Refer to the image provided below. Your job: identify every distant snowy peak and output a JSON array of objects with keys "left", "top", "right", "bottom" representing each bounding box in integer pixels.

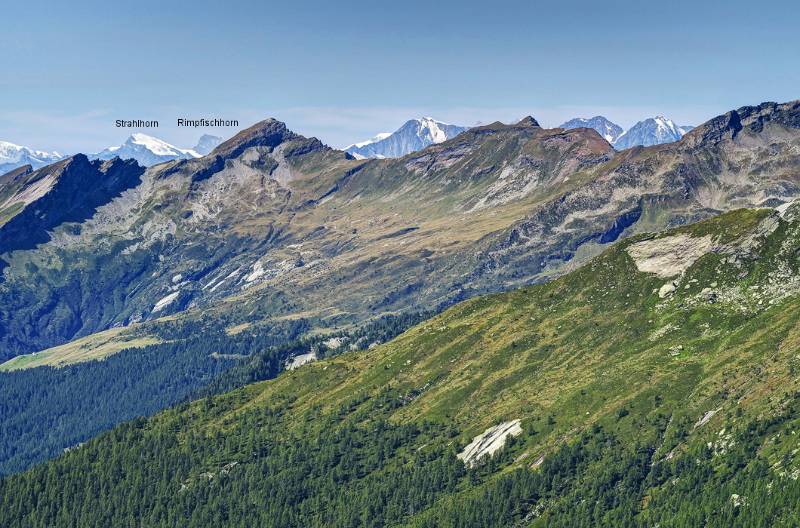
[
  {"left": 193, "top": 134, "right": 223, "bottom": 155},
  {"left": 559, "top": 116, "right": 624, "bottom": 144},
  {"left": 93, "top": 134, "right": 201, "bottom": 167},
  {"left": 345, "top": 117, "right": 468, "bottom": 159},
  {"left": 0, "top": 140, "right": 64, "bottom": 174},
  {"left": 349, "top": 132, "right": 392, "bottom": 152},
  {"left": 613, "top": 116, "right": 692, "bottom": 149}
]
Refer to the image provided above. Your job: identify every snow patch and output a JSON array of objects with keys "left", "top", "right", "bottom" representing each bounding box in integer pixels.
[{"left": 346, "top": 132, "right": 392, "bottom": 149}]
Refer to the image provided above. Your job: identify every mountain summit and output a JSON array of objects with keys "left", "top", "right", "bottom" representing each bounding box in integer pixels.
[
  {"left": 344, "top": 117, "right": 468, "bottom": 159},
  {"left": 192, "top": 134, "right": 223, "bottom": 155},
  {"left": 92, "top": 134, "right": 201, "bottom": 166},
  {"left": 0, "top": 140, "right": 64, "bottom": 175},
  {"left": 559, "top": 116, "right": 623, "bottom": 143},
  {"left": 613, "top": 115, "right": 691, "bottom": 149}
]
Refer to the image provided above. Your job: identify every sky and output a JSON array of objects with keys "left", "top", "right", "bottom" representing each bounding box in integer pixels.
[{"left": 1, "top": 0, "right": 798, "bottom": 153}]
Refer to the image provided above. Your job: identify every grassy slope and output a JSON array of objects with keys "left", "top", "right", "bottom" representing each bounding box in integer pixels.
[
  {"left": 0, "top": 325, "right": 159, "bottom": 371},
  {"left": 3, "top": 207, "right": 800, "bottom": 526}
]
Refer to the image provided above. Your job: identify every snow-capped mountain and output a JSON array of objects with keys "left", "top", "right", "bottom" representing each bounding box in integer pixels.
[
  {"left": 0, "top": 141, "right": 64, "bottom": 174},
  {"left": 92, "top": 134, "right": 201, "bottom": 167},
  {"left": 559, "top": 116, "right": 624, "bottom": 144},
  {"left": 613, "top": 116, "right": 692, "bottom": 149},
  {"left": 345, "top": 117, "right": 468, "bottom": 159},
  {"left": 193, "top": 134, "right": 223, "bottom": 155}
]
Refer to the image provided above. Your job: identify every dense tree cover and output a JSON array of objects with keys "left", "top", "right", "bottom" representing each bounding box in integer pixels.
[
  {"left": 2, "top": 380, "right": 799, "bottom": 527},
  {"left": 0, "top": 337, "right": 236, "bottom": 475},
  {"left": 0, "top": 388, "right": 466, "bottom": 527},
  {"left": 0, "top": 311, "right": 431, "bottom": 475},
  {"left": 410, "top": 401, "right": 800, "bottom": 528}
]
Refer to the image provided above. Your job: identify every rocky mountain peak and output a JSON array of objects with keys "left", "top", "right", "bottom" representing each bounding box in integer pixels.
[
  {"left": 559, "top": 116, "right": 624, "bottom": 144},
  {"left": 516, "top": 116, "right": 541, "bottom": 127},
  {"left": 212, "top": 118, "right": 323, "bottom": 160},
  {"left": 345, "top": 117, "right": 468, "bottom": 159},
  {"left": 612, "top": 115, "right": 687, "bottom": 149},
  {"left": 683, "top": 100, "right": 800, "bottom": 148},
  {"left": 193, "top": 134, "right": 223, "bottom": 155},
  {"left": 0, "top": 164, "right": 33, "bottom": 183}
]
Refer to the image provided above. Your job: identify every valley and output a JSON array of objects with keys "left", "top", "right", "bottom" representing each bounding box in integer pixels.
[
  {"left": 3, "top": 205, "right": 800, "bottom": 525},
  {"left": 0, "top": 100, "right": 799, "bottom": 479},
  {"left": 3, "top": 3, "right": 798, "bottom": 525}
]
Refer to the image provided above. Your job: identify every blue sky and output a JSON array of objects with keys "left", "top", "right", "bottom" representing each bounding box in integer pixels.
[{"left": 1, "top": 0, "right": 798, "bottom": 152}]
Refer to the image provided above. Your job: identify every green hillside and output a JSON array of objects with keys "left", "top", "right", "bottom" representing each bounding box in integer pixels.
[{"left": 3, "top": 205, "right": 800, "bottom": 527}]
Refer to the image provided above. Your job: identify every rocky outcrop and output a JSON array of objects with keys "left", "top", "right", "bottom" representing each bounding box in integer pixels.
[
  {"left": 457, "top": 420, "right": 522, "bottom": 467},
  {"left": 682, "top": 100, "right": 800, "bottom": 148},
  {"left": 626, "top": 234, "right": 717, "bottom": 278}
]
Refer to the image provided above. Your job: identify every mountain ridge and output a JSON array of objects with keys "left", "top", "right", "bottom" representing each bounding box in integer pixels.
[
  {"left": 559, "top": 115, "right": 623, "bottom": 143},
  {"left": 1, "top": 100, "right": 799, "bottom": 359}
]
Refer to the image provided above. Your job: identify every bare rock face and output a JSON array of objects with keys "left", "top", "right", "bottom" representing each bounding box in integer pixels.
[
  {"left": 627, "top": 234, "right": 717, "bottom": 278},
  {"left": 0, "top": 155, "right": 144, "bottom": 256},
  {"left": 457, "top": 420, "right": 522, "bottom": 467},
  {"left": 682, "top": 100, "right": 800, "bottom": 148}
]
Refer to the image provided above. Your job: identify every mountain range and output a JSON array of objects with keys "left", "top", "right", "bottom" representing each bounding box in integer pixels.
[
  {"left": 559, "top": 116, "right": 624, "bottom": 143},
  {"left": 559, "top": 115, "right": 693, "bottom": 149},
  {"left": 1, "top": 100, "right": 797, "bottom": 364},
  {"left": 91, "top": 133, "right": 223, "bottom": 166},
  {"left": 0, "top": 134, "right": 226, "bottom": 174},
  {"left": 613, "top": 116, "right": 694, "bottom": 149},
  {"left": 1, "top": 99, "right": 800, "bottom": 523},
  {"left": 3, "top": 113, "right": 694, "bottom": 176},
  {"left": 349, "top": 114, "right": 694, "bottom": 161},
  {"left": 344, "top": 117, "right": 468, "bottom": 158},
  {"left": 0, "top": 140, "right": 64, "bottom": 174}
]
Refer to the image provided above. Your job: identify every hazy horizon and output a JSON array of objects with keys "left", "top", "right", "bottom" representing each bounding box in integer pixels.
[{"left": 2, "top": 0, "right": 798, "bottom": 152}]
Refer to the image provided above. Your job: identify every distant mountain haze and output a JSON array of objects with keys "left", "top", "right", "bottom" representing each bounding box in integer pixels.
[
  {"left": 3, "top": 113, "right": 698, "bottom": 174},
  {"left": 559, "top": 116, "right": 624, "bottom": 143},
  {"left": 612, "top": 115, "right": 692, "bottom": 149},
  {"left": 559, "top": 115, "right": 693, "bottom": 149},
  {"left": 345, "top": 117, "right": 468, "bottom": 159},
  {"left": 193, "top": 134, "right": 223, "bottom": 155},
  {"left": 0, "top": 141, "right": 64, "bottom": 175}
]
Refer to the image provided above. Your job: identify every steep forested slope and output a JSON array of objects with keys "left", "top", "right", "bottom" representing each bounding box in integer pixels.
[{"left": 3, "top": 205, "right": 800, "bottom": 526}]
